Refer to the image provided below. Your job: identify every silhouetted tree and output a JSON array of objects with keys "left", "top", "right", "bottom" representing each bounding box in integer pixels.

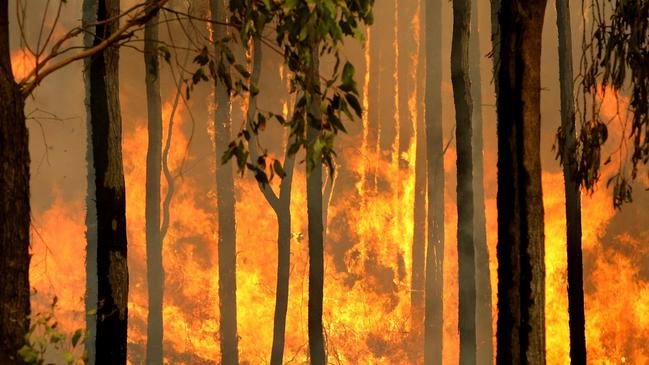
[
  {"left": 424, "top": 0, "right": 444, "bottom": 361},
  {"left": 144, "top": 5, "right": 164, "bottom": 364},
  {"left": 469, "top": 0, "right": 493, "bottom": 362},
  {"left": 209, "top": 0, "right": 239, "bottom": 363}
]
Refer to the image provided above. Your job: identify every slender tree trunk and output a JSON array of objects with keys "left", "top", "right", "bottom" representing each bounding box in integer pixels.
[
  {"left": 209, "top": 1, "right": 239, "bottom": 364},
  {"left": 83, "top": 0, "right": 129, "bottom": 363},
  {"left": 495, "top": 1, "right": 547, "bottom": 364},
  {"left": 0, "top": 2, "right": 30, "bottom": 363},
  {"left": 306, "top": 43, "right": 326, "bottom": 365},
  {"left": 144, "top": 7, "right": 164, "bottom": 365},
  {"left": 366, "top": 26, "right": 380, "bottom": 193},
  {"left": 452, "top": 0, "right": 476, "bottom": 363},
  {"left": 469, "top": 1, "right": 494, "bottom": 363},
  {"left": 423, "top": 0, "right": 444, "bottom": 361},
  {"left": 555, "top": 0, "right": 586, "bottom": 362},
  {"left": 244, "top": 38, "right": 296, "bottom": 365}
]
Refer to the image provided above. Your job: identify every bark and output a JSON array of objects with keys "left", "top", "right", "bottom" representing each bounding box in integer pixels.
[
  {"left": 495, "top": 0, "right": 547, "bottom": 364},
  {"left": 209, "top": 1, "right": 239, "bottom": 363},
  {"left": 423, "top": 0, "right": 444, "bottom": 361},
  {"left": 452, "top": 0, "right": 476, "bottom": 363},
  {"left": 555, "top": 0, "right": 586, "bottom": 362},
  {"left": 469, "top": 1, "right": 494, "bottom": 363},
  {"left": 0, "top": 2, "right": 30, "bottom": 363},
  {"left": 306, "top": 44, "right": 326, "bottom": 365},
  {"left": 83, "top": 0, "right": 129, "bottom": 363},
  {"left": 144, "top": 8, "right": 164, "bottom": 365}
]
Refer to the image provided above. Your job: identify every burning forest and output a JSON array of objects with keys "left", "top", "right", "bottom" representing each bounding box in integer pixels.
[{"left": 1, "top": 0, "right": 648, "bottom": 364}]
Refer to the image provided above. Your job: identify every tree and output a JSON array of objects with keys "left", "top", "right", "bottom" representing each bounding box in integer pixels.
[
  {"left": 555, "top": 0, "right": 587, "bottom": 363},
  {"left": 209, "top": 0, "right": 239, "bottom": 363},
  {"left": 469, "top": 0, "right": 493, "bottom": 362},
  {"left": 0, "top": 2, "right": 30, "bottom": 364},
  {"left": 423, "top": 0, "right": 444, "bottom": 361},
  {"left": 83, "top": 0, "right": 130, "bottom": 362},
  {"left": 451, "top": 0, "right": 476, "bottom": 362},
  {"left": 494, "top": 0, "right": 547, "bottom": 363},
  {"left": 144, "top": 5, "right": 164, "bottom": 364},
  {"left": 244, "top": 37, "right": 297, "bottom": 365},
  {"left": 574, "top": 0, "right": 648, "bottom": 207},
  {"left": 0, "top": 2, "right": 164, "bottom": 363}
]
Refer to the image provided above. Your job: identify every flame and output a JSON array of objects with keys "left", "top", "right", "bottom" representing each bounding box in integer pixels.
[
  {"left": 26, "top": 21, "right": 649, "bottom": 365},
  {"left": 11, "top": 50, "right": 36, "bottom": 81}
]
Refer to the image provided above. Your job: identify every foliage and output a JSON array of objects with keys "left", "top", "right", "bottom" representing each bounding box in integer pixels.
[
  {"left": 18, "top": 296, "right": 86, "bottom": 365},
  {"left": 185, "top": 0, "right": 373, "bottom": 182},
  {"left": 567, "top": 0, "right": 649, "bottom": 207}
]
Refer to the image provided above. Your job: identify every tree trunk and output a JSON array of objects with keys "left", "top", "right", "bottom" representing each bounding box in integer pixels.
[
  {"left": 397, "top": 0, "right": 417, "bottom": 161},
  {"left": 244, "top": 38, "right": 296, "bottom": 365},
  {"left": 423, "top": 0, "right": 444, "bottom": 360},
  {"left": 83, "top": 0, "right": 129, "bottom": 363},
  {"left": 469, "top": 1, "right": 494, "bottom": 363},
  {"left": 0, "top": 2, "right": 30, "bottom": 363},
  {"left": 144, "top": 8, "right": 164, "bottom": 365},
  {"left": 555, "top": 0, "right": 586, "bottom": 362},
  {"left": 495, "top": 1, "right": 547, "bottom": 364},
  {"left": 209, "top": 0, "right": 239, "bottom": 363},
  {"left": 306, "top": 44, "right": 326, "bottom": 365},
  {"left": 451, "top": 0, "right": 476, "bottom": 363}
]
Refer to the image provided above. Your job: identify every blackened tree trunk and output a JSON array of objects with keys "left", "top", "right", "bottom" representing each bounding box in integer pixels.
[
  {"left": 306, "top": 44, "right": 326, "bottom": 365},
  {"left": 144, "top": 7, "right": 164, "bottom": 365},
  {"left": 0, "top": 2, "right": 30, "bottom": 363},
  {"left": 451, "top": 0, "right": 476, "bottom": 363},
  {"left": 423, "top": 0, "right": 444, "bottom": 361},
  {"left": 555, "top": 0, "right": 586, "bottom": 362},
  {"left": 469, "top": 1, "right": 494, "bottom": 363},
  {"left": 209, "top": 1, "right": 239, "bottom": 363},
  {"left": 495, "top": 0, "right": 547, "bottom": 364},
  {"left": 83, "top": 0, "right": 129, "bottom": 363}
]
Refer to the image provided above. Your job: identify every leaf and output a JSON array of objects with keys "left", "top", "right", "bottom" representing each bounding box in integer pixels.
[
  {"left": 273, "top": 159, "right": 286, "bottom": 178},
  {"left": 71, "top": 329, "right": 83, "bottom": 347},
  {"left": 193, "top": 46, "right": 209, "bottom": 66},
  {"left": 235, "top": 64, "right": 251, "bottom": 78},
  {"left": 344, "top": 93, "right": 362, "bottom": 118}
]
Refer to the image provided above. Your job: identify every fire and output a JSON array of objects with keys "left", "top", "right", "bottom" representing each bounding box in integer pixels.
[
  {"left": 11, "top": 50, "right": 36, "bottom": 81},
  {"left": 25, "top": 20, "right": 648, "bottom": 365}
]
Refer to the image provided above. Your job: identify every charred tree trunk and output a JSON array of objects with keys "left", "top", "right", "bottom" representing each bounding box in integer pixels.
[
  {"left": 83, "top": 0, "right": 129, "bottom": 363},
  {"left": 209, "top": 0, "right": 239, "bottom": 364},
  {"left": 306, "top": 44, "right": 326, "bottom": 365},
  {"left": 0, "top": 2, "right": 30, "bottom": 363},
  {"left": 495, "top": 0, "right": 547, "bottom": 363},
  {"left": 423, "top": 0, "right": 444, "bottom": 361},
  {"left": 555, "top": 0, "right": 586, "bottom": 362},
  {"left": 452, "top": 0, "right": 476, "bottom": 363},
  {"left": 469, "top": 1, "right": 494, "bottom": 363},
  {"left": 144, "top": 7, "right": 164, "bottom": 365}
]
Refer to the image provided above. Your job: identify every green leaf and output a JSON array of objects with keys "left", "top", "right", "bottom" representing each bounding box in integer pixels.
[
  {"left": 345, "top": 93, "right": 362, "bottom": 118},
  {"left": 71, "top": 329, "right": 83, "bottom": 347}
]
